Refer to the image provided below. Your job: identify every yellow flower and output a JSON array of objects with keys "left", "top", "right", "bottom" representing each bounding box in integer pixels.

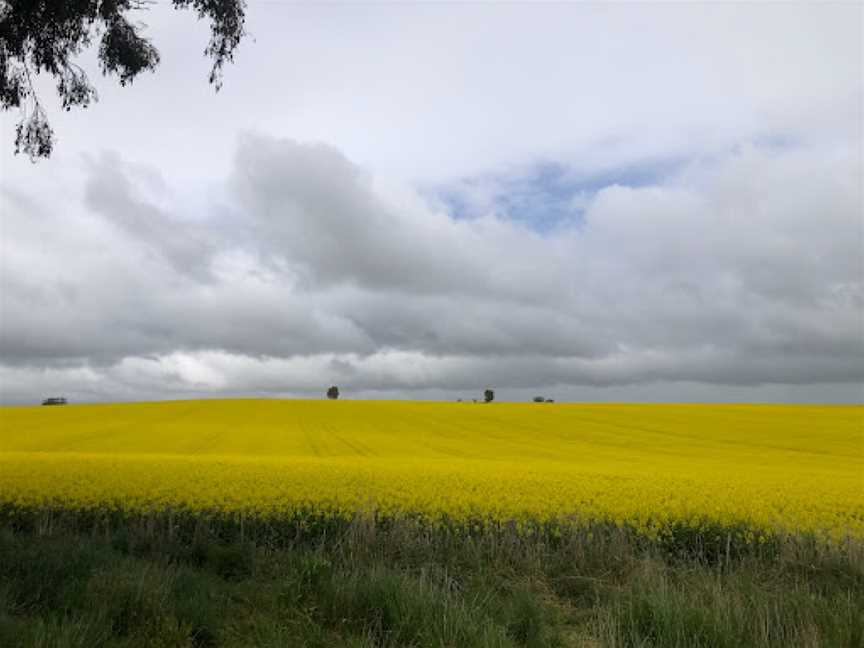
[{"left": 0, "top": 400, "right": 861, "bottom": 543}]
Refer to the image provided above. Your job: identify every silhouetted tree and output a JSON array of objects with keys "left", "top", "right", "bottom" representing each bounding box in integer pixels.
[
  {"left": 1, "top": 0, "right": 246, "bottom": 160},
  {"left": 484, "top": 389, "right": 494, "bottom": 403},
  {"left": 326, "top": 385, "right": 339, "bottom": 400},
  {"left": 533, "top": 396, "right": 545, "bottom": 403}
]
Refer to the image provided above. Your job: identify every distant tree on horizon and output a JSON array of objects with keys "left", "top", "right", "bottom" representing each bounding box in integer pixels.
[
  {"left": 1, "top": 0, "right": 246, "bottom": 160},
  {"left": 533, "top": 396, "right": 545, "bottom": 403},
  {"left": 484, "top": 389, "right": 494, "bottom": 403},
  {"left": 326, "top": 385, "right": 339, "bottom": 400}
]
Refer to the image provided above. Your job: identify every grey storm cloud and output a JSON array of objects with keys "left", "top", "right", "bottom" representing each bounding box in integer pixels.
[{"left": 1, "top": 132, "right": 861, "bottom": 404}]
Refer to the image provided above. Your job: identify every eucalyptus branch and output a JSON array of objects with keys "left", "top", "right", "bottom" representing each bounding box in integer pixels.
[{"left": 1, "top": 0, "right": 246, "bottom": 159}]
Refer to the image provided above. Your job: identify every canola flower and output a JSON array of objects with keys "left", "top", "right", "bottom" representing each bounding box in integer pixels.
[{"left": 0, "top": 400, "right": 861, "bottom": 542}]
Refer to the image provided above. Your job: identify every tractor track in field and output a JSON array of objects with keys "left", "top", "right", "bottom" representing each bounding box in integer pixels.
[{"left": 330, "top": 428, "right": 376, "bottom": 458}]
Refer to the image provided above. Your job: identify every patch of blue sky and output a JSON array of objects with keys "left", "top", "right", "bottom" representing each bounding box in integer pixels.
[
  {"left": 427, "top": 155, "right": 686, "bottom": 234},
  {"left": 426, "top": 132, "right": 803, "bottom": 234}
]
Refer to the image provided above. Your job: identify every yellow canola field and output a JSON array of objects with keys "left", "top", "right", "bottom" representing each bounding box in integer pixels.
[{"left": 0, "top": 400, "right": 861, "bottom": 540}]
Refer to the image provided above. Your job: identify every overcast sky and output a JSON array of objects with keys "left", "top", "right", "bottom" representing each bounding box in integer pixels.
[{"left": 1, "top": 2, "right": 862, "bottom": 404}]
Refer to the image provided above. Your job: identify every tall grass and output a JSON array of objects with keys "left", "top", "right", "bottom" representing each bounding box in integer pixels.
[{"left": 0, "top": 507, "right": 861, "bottom": 647}]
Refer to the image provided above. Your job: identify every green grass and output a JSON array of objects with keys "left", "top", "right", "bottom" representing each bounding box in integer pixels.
[{"left": 0, "top": 516, "right": 861, "bottom": 647}]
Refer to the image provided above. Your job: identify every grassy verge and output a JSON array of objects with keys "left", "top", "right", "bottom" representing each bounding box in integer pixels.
[{"left": 0, "top": 511, "right": 861, "bottom": 647}]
